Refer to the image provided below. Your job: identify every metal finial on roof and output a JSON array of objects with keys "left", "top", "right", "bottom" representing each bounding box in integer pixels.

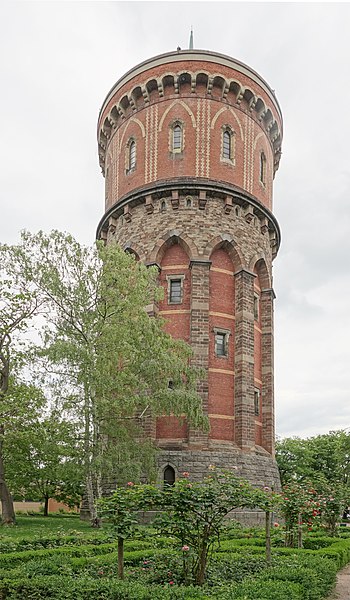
[{"left": 189, "top": 27, "right": 194, "bottom": 50}]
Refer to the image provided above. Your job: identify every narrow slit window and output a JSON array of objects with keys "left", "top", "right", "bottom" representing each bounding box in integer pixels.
[
  {"left": 169, "top": 279, "right": 182, "bottom": 303},
  {"left": 129, "top": 140, "right": 136, "bottom": 171},
  {"left": 254, "top": 294, "right": 259, "bottom": 320},
  {"left": 254, "top": 389, "right": 260, "bottom": 416},
  {"left": 173, "top": 124, "right": 182, "bottom": 152},
  {"left": 260, "top": 152, "right": 266, "bottom": 185}
]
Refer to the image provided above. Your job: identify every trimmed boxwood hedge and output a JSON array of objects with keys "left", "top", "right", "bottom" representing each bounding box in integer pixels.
[
  {"left": 212, "top": 580, "right": 304, "bottom": 599},
  {"left": 0, "top": 576, "right": 209, "bottom": 600}
]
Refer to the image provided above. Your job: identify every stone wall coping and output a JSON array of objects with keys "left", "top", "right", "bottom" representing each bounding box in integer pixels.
[
  {"left": 190, "top": 259, "right": 212, "bottom": 268},
  {"left": 234, "top": 267, "right": 257, "bottom": 278}
]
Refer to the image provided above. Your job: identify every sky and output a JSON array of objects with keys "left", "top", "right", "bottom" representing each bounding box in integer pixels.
[{"left": 1, "top": 1, "right": 349, "bottom": 440}]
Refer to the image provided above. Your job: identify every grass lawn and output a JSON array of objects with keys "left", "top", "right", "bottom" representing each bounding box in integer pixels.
[{"left": 0, "top": 514, "right": 106, "bottom": 541}]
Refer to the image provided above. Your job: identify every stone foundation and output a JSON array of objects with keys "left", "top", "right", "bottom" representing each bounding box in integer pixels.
[{"left": 157, "top": 445, "right": 281, "bottom": 490}]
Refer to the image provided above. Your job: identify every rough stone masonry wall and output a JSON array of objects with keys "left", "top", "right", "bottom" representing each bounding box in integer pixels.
[{"left": 157, "top": 448, "right": 281, "bottom": 490}]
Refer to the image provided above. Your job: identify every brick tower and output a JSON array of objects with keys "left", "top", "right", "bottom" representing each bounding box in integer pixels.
[{"left": 96, "top": 49, "right": 283, "bottom": 488}]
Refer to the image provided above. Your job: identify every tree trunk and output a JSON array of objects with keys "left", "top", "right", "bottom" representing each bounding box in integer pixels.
[
  {"left": 43, "top": 495, "right": 49, "bottom": 517},
  {"left": 265, "top": 510, "right": 272, "bottom": 564},
  {"left": 297, "top": 512, "right": 303, "bottom": 548},
  {"left": 0, "top": 425, "right": 15, "bottom": 525},
  {"left": 86, "top": 472, "right": 99, "bottom": 526},
  {"left": 195, "top": 527, "right": 209, "bottom": 586},
  {"left": 118, "top": 537, "right": 124, "bottom": 579}
]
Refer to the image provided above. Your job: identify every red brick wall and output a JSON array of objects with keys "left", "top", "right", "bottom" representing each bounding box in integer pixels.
[
  {"left": 100, "top": 52, "right": 282, "bottom": 214},
  {"left": 156, "top": 242, "right": 190, "bottom": 441},
  {"left": 208, "top": 248, "right": 235, "bottom": 441}
]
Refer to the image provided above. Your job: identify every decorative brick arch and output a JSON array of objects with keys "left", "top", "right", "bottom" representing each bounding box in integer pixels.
[
  {"left": 158, "top": 100, "right": 197, "bottom": 131},
  {"left": 210, "top": 106, "right": 244, "bottom": 140},
  {"left": 118, "top": 117, "right": 146, "bottom": 150},
  {"left": 204, "top": 234, "right": 243, "bottom": 270},
  {"left": 148, "top": 230, "right": 198, "bottom": 264}
]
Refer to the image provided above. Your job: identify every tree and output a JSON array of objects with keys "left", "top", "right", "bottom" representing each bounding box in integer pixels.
[
  {"left": 276, "top": 432, "right": 350, "bottom": 493},
  {"left": 98, "top": 470, "right": 263, "bottom": 586},
  {"left": 5, "top": 411, "right": 83, "bottom": 516},
  {"left": 154, "top": 469, "right": 261, "bottom": 586},
  {"left": 279, "top": 482, "right": 321, "bottom": 547},
  {"left": 0, "top": 244, "right": 41, "bottom": 524},
  {"left": 7, "top": 231, "right": 207, "bottom": 524}
]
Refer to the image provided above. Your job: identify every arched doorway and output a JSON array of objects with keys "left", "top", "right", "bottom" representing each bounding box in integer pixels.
[{"left": 163, "top": 465, "right": 175, "bottom": 486}]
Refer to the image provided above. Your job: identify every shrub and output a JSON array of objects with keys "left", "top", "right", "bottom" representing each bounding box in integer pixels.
[
  {"left": 0, "top": 576, "right": 208, "bottom": 599},
  {"left": 213, "top": 579, "right": 303, "bottom": 599}
]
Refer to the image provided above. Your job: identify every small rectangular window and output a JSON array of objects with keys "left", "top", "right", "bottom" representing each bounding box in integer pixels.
[
  {"left": 215, "top": 332, "right": 227, "bottom": 357},
  {"left": 254, "top": 389, "right": 260, "bottom": 416},
  {"left": 169, "top": 279, "right": 182, "bottom": 303}
]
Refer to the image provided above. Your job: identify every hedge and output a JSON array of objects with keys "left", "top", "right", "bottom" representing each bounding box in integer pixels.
[
  {"left": 212, "top": 580, "right": 303, "bottom": 600},
  {"left": 0, "top": 544, "right": 171, "bottom": 570},
  {"left": 0, "top": 549, "right": 176, "bottom": 580},
  {"left": 0, "top": 535, "right": 171, "bottom": 554},
  {"left": 0, "top": 576, "right": 209, "bottom": 600}
]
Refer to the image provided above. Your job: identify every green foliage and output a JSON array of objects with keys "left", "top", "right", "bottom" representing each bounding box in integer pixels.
[
  {"left": 5, "top": 410, "right": 83, "bottom": 512},
  {"left": 0, "top": 576, "right": 207, "bottom": 600},
  {"left": 213, "top": 579, "right": 304, "bottom": 599},
  {"left": 276, "top": 431, "right": 350, "bottom": 491},
  {"left": 154, "top": 469, "right": 263, "bottom": 585},
  {"left": 0, "top": 516, "right": 345, "bottom": 599},
  {"left": 279, "top": 482, "right": 321, "bottom": 547},
  {"left": 3, "top": 230, "right": 207, "bottom": 521}
]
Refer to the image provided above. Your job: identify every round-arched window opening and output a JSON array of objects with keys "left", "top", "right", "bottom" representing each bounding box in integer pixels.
[
  {"left": 164, "top": 465, "right": 175, "bottom": 486},
  {"left": 161, "top": 200, "right": 167, "bottom": 212},
  {"left": 186, "top": 197, "right": 192, "bottom": 208}
]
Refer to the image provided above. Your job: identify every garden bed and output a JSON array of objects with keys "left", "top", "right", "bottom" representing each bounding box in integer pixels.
[{"left": 0, "top": 515, "right": 349, "bottom": 598}]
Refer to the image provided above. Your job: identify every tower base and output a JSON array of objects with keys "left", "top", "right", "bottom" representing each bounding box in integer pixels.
[{"left": 157, "top": 444, "right": 281, "bottom": 490}]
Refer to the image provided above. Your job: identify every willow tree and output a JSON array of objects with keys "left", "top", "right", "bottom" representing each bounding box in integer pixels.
[{"left": 9, "top": 231, "right": 206, "bottom": 523}]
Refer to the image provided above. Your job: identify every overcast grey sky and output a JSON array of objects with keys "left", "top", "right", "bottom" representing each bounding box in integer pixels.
[{"left": 1, "top": 1, "right": 349, "bottom": 439}]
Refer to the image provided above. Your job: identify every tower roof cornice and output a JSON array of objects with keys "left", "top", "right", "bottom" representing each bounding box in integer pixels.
[{"left": 98, "top": 49, "right": 282, "bottom": 126}]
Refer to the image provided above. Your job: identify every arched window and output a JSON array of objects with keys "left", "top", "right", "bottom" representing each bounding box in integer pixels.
[
  {"left": 164, "top": 465, "right": 175, "bottom": 486},
  {"left": 172, "top": 123, "right": 183, "bottom": 152},
  {"left": 129, "top": 140, "right": 136, "bottom": 170},
  {"left": 260, "top": 152, "right": 266, "bottom": 185},
  {"left": 186, "top": 197, "right": 192, "bottom": 208},
  {"left": 223, "top": 131, "right": 231, "bottom": 159},
  {"left": 160, "top": 200, "right": 167, "bottom": 212},
  {"left": 222, "top": 128, "right": 234, "bottom": 162}
]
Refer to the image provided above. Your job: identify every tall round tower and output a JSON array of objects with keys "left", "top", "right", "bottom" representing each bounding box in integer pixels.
[{"left": 96, "top": 49, "right": 283, "bottom": 488}]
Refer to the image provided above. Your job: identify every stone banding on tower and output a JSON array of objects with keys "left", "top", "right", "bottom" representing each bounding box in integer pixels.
[{"left": 96, "top": 49, "right": 283, "bottom": 488}]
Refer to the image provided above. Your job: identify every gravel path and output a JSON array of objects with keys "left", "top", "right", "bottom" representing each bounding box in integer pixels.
[{"left": 328, "top": 564, "right": 350, "bottom": 599}]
